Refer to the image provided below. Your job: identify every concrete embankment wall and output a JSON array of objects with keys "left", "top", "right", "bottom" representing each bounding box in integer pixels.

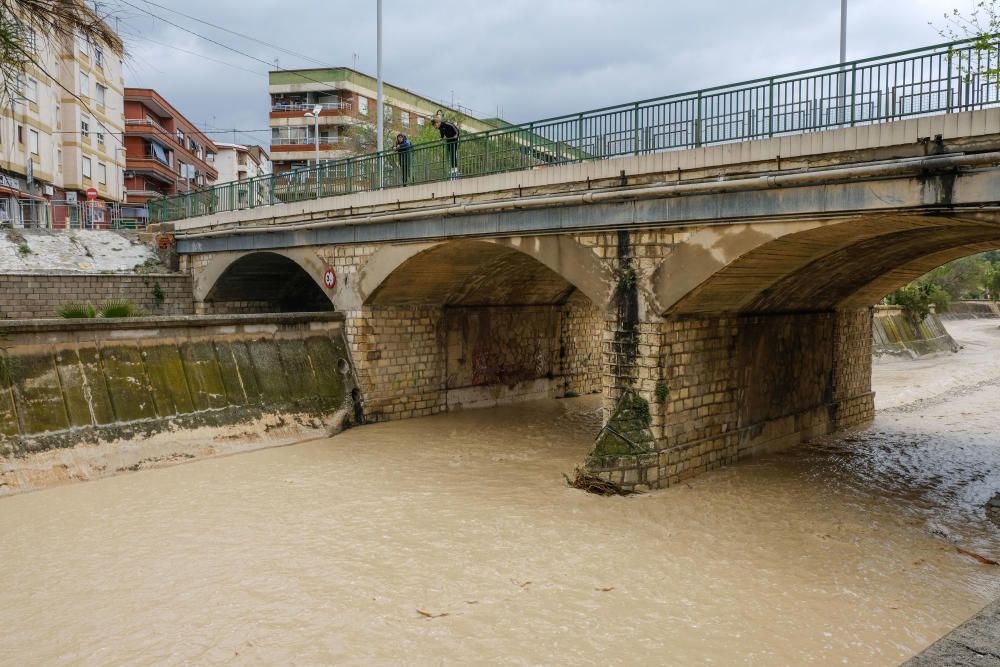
[
  {"left": 0, "top": 313, "right": 358, "bottom": 492},
  {"left": 873, "top": 306, "right": 959, "bottom": 358},
  {"left": 0, "top": 273, "right": 193, "bottom": 319},
  {"left": 941, "top": 300, "right": 1000, "bottom": 319}
]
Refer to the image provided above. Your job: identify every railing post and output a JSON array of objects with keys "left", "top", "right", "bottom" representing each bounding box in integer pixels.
[
  {"left": 694, "top": 92, "right": 703, "bottom": 148},
  {"left": 576, "top": 113, "right": 584, "bottom": 161},
  {"left": 767, "top": 78, "right": 774, "bottom": 137},
  {"left": 849, "top": 62, "right": 857, "bottom": 126},
  {"left": 346, "top": 158, "right": 353, "bottom": 194},
  {"left": 633, "top": 102, "right": 641, "bottom": 155},
  {"left": 947, "top": 50, "right": 954, "bottom": 113}
]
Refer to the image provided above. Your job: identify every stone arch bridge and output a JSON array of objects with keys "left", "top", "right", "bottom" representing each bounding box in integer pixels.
[{"left": 168, "top": 110, "right": 1000, "bottom": 490}]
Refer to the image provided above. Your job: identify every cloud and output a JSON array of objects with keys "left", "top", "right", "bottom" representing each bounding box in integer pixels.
[{"left": 112, "top": 0, "right": 958, "bottom": 143}]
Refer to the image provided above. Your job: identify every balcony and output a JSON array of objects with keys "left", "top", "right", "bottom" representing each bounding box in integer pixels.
[
  {"left": 270, "top": 136, "right": 347, "bottom": 147},
  {"left": 271, "top": 101, "right": 352, "bottom": 113}
]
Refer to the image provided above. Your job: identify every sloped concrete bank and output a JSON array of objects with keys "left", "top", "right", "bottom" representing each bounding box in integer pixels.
[
  {"left": 0, "top": 313, "right": 359, "bottom": 495},
  {"left": 873, "top": 306, "right": 960, "bottom": 358},
  {"left": 942, "top": 299, "right": 1000, "bottom": 320},
  {"left": 904, "top": 598, "right": 1000, "bottom": 665}
]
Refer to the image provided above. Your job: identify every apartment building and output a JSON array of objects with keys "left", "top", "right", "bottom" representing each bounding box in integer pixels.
[
  {"left": 0, "top": 16, "right": 127, "bottom": 227},
  {"left": 213, "top": 142, "right": 271, "bottom": 184},
  {"left": 268, "top": 68, "right": 499, "bottom": 174},
  {"left": 123, "top": 88, "right": 218, "bottom": 205}
]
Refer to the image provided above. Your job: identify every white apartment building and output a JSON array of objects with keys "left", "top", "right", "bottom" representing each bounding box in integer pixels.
[
  {"left": 212, "top": 143, "right": 271, "bottom": 184},
  {"left": 0, "top": 15, "right": 126, "bottom": 227}
]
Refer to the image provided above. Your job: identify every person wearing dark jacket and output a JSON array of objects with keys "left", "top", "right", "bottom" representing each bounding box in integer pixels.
[
  {"left": 431, "top": 117, "right": 460, "bottom": 176},
  {"left": 394, "top": 133, "right": 412, "bottom": 185}
]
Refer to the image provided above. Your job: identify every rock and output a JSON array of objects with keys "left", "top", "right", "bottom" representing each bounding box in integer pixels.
[{"left": 988, "top": 493, "right": 1000, "bottom": 511}]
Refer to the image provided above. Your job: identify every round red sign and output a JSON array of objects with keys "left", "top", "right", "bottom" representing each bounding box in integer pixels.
[
  {"left": 323, "top": 268, "right": 337, "bottom": 290},
  {"left": 85, "top": 187, "right": 98, "bottom": 201}
]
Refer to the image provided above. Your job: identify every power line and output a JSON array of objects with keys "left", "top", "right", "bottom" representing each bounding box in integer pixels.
[
  {"left": 128, "top": 35, "right": 265, "bottom": 77},
  {"left": 133, "top": 0, "right": 330, "bottom": 68},
  {"left": 111, "top": 0, "right": 357, "bottom": 91}
]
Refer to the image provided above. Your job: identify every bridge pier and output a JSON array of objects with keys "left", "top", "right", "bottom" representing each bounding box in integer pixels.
[{"left": 585, "top": 309, "right": 875, "bottom": 491}]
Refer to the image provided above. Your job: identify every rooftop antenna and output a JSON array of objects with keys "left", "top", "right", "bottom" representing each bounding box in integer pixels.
[{"left": 353, "top": 53, "right": 359, "bottom": 69}]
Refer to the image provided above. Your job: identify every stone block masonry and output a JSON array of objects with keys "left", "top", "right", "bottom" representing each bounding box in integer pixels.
[
  {"left": 0, "top": 273, "right": 193, "bottom": 319},
  {"left": 345, "top": 293, "right": 604, "bottom": 423},
  {"left": 585, "top": 309, "right": 875, "bottom": 491}
]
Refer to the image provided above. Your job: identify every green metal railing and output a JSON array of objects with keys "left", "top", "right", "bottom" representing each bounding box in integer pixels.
[{"left": 149, "top": 37, "right": 1000, "bottom": 223}]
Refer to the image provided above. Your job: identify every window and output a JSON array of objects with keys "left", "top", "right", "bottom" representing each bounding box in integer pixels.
[
  {"left": 17, "top": 125, "right": 23, "bottom": 144},
  {"left": 25, "top": 29, "right": 37, "bottom": 54},
  {"left": 77, "top": 32, "right": 89, "bottom": 55},
  {"left": 28, "top": 129, "right": 38, "bottom": 155},
  {"left": 98, "top": 163, "right": 107, "bottom": 184},
  {"left": 358, "top": 96, "right": 368, "bottom": 116},
  {"left": 94, "top": 47, "right": 104, "bottom": 69},
  {"left": 97, "top": 129, "right": 105, "bottom": 147},
  {"left": 383, "top": 105, "right": 393, "bottom": 121},
  {"left": 79, "top": 71, "right": 89, "bottom": 97},
  {"left": 96, "top": 83, "right": 107, "bottom": 106},
  {"left": 25, "top": 78, "right": 38, "bottom": 103},
  {"left": 400, "top": 111, "right": 410, "bottom": 128},
  {"left": 206, "top": 151, "right": 216, "bottom": 163},
  {"left": 417, "top": 116, "right": 426, "bottom": 128},
  {"left": 80, "top": 115, "right": 90, "bottom": 138},
  {"left": 82, "top": 156, "right": 92, "bottom": 179},
  {"left": 57, "top": 149, "right": 62, "bottom": 168}
]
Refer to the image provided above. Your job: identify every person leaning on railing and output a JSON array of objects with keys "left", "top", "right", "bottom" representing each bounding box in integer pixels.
[
  {"left": 431, "top": 117, "right": 460, "bottom": 177},
  {"left": 394, "top": 133, "right": 413, "bottom": 185}
]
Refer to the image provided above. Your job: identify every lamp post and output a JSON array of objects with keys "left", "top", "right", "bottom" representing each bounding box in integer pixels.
[
  {"left": 304, "top": 104, "right": 322, "bottom": 198},
  {"left": 376, "top": 0, "right": 384, "bottom": 188},
  {"left": 837, "top": 0, "right": 848, "bottom": 124}
]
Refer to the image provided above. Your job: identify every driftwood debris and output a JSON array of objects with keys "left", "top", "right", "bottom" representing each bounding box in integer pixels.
[
  {"left": 564, "top": 471, "right": 640, "bottom": 497},
  {"left": 956, "top": 546, "right": 999, "bottom": 565}
]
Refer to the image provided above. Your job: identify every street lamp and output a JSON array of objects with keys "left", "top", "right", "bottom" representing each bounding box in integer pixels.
[
  {"left": 304, "top": 103, "right": 322, "bottom": 198},
  {"left": 837, "top": 0, "right": 848, "bottom": 124}
]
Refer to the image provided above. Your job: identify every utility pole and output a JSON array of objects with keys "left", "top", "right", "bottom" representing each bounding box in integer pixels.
[
  {"left": 376, "top": 0, "right": 384, "bottom": 188},
  {"left": 376, "top": 0, "right": 384, "bottom": 155},
  {"left": 837, "top": 0, "right": 847, "bottom": 124}
]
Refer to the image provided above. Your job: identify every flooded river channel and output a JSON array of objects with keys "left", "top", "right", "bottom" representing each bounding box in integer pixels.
[{"left": 1, "top": 320, "right": 999, "bottom": 665}]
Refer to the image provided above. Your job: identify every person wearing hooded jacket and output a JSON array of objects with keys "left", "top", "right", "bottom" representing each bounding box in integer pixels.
[
  {"left": 431, "top": 117, "right": 460, "bottom": 176},
  {"left": 394, "top": 133, "right": 412, "bottom": 185}
]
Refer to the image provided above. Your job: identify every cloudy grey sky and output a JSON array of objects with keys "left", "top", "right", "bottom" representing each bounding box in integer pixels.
[{"left": 108, "top": 0, "right": 965, "bottom": 147}]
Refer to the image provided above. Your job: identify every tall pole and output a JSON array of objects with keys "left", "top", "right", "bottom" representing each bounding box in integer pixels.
[
  {"left": 376, "top": 0, "right": 384, "bottom": 187},
  {"left": 314, "top": 111, "right": 320, "bottom": 198},
  {"left": 837, "top": 0, "right": 847, "bottom": 124},
  {"left": 376, "top": 0, "right": 384, "bottom": 154},
  {"left": 839, "top": 0, "right": 847, "bottom": 64}
]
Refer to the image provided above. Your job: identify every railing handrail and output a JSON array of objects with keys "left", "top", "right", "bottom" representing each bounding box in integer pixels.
[
  {"left": 270, "top": 136, "right": 348, "bottom": 146},
  {"left": 150, "top": 35, "right": 1000, "bottom": 223},
  {"left": 272, "top": 101, "right": 353, "bottom": 112}
]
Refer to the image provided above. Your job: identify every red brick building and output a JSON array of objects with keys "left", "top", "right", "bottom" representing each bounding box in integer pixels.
[{"left": 123, "top": 88, "right": 218, "bottom": 204}]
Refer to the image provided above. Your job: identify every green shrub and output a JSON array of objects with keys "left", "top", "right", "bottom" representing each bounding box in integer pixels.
[
  {"left": 57, "top": 303, "right": 97, "bottom": 319},
  {"left": 98, "top": 299, "right": 143, "bottom": 318}
]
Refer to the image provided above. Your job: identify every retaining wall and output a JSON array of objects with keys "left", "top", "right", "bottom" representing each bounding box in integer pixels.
[
  {"left": 0, "top": 273, "right": 193, "bottom": 319},
  {"left": 873, "top": 306, "right": 959, "bottom": 358},
  {"left": 941, "top": 300, "right": 1000, "bottom": 319},
  {"left": 0, "top": 313, "right": 358, "bottom": 465}
]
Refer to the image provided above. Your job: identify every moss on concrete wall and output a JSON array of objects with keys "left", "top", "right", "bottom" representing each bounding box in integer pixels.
[
  {"left": 873, "top": 306, "right": 959, "bottom": 358},
  {"left": 0, "top": 314, "right": 356, "bottom": 457}
]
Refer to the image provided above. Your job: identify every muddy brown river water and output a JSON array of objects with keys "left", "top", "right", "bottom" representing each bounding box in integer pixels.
[{"left": 1, "top": 320, "right": 999, "bottom": 665}]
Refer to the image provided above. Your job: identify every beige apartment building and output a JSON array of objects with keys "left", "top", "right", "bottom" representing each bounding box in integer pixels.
[
  {"left": 213, "top": 142, "right": 271, "bottom": 184},
  {"left": 268, "top": 68, "right": 501, "bottom": 174},
  {"left": 0, "top": 17, "right": 127, "bottom": 227}
]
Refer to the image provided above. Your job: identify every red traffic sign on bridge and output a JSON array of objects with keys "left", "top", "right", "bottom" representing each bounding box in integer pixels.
[
  {"left": 85, "top": 187, "right": 98, "bottom": 201},
  {"left": 323, "top": 268, "right": 337, "bottom": 289}
]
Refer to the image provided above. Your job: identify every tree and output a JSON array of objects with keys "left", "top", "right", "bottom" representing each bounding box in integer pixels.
[
  {"left": 1, "top": 0, "right": 123, "bottom": 104},
  {"left": 935, "top": 1, "right": 1000, "bottom": 82}
]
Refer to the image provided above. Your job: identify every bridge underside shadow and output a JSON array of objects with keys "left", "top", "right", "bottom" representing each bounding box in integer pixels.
[
  {"left": 202, "top": 252, "right": 334, "bottom": 314},
  {"left": 581, "top": 213, "right": 1000, "bottom": 491},
  {"left": 347, "top": 240, "right": 608, "bottom": 422}
]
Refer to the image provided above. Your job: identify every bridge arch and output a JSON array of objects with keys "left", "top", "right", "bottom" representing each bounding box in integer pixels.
[
  {"left": 356, "top": 235, "right": 613, "bottom": 308},
  {"left": 652, "top": 214, "right": 1000, "bottom": 315},
  {"left": 350, "top": 237, "right": 611, "bottom": 421},
  {"left": 197, "top": 249, "right": 335, "bottom": 313}
]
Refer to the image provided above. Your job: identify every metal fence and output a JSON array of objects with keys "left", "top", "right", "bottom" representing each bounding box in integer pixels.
[
  {"left": 149, "top": 36, "right": 1000, "bottom": 223},
  {"left": 0, "top": 198, "right": 148, "bottom": 230}
]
